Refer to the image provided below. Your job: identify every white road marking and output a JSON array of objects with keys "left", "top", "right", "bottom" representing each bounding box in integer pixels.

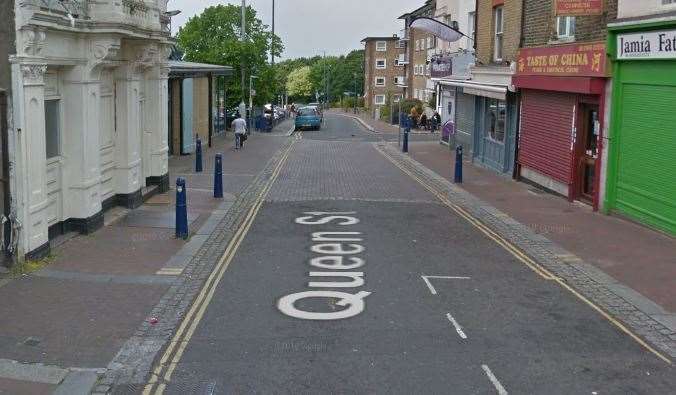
[
  {"left": 421, "top": 275, "right": 471, "bottom": 295},
  {"left": 482, "top": 364, "right": 508, "bottom": 395},
  {"left": 446, "top": 313, "right": 468, "bottom": 339}
]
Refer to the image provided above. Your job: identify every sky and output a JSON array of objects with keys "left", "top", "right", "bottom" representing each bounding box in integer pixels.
[{"left": 169, "top": 0, "right": 415, "bottom": 60}]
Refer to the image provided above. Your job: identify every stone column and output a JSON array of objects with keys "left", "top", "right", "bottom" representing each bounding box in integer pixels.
[
  {"left": 61, "top": 65, "right": 104, "bottom": 233},
  {"left": 18, "top": 64, "right": 50, "bottom": 258},
  {"left": 144, "top": 64, "right": 170, "bottom": 192},
  {"left": 113, "top": 64, "right": 143, "bottom": 208}
]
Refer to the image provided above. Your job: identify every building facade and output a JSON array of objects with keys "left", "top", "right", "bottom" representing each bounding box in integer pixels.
[
  {"left": 362, "top": 36, "right": 406, "bottom": 118},
  {"left": 399, "top": 1, "right": 436, "bottom": 102},
  {"left": 8, "top": 0, "right": 173, "bottom": 260},
  {"left": 514, "top": 0, "right": 617, "bottom": 210},
  {"left": 464, "top": 0, "right": 522, "bottom": 175},
  {"left": 605, "top": 0, "right": 676, "bottom": 235}
]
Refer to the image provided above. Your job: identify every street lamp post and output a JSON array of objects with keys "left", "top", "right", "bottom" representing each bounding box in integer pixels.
[
  {"left": 353, "top": 73, "right": 358, "bottom": 114},
  {"left": 249, "top": 75, "right": 258, "bottom": 132}
]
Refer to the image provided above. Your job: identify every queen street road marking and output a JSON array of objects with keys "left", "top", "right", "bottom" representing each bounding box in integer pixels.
[
  {"left": 421, "top": 275, "right": 471, "bottom": 295},
  {"left": 446, "top": 313, "right": 468, "bottom": 340},
  {"left": 482, "top": 364, "right": 508, "bottom": 395}
]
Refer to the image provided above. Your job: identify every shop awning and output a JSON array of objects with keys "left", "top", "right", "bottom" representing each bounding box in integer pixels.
[
  {"left": 434, "top": 78, "right": 507, "bottom": 100},
  {"left": 409, "top": 17, "right": 468, "bottom": 43},
  {"left": 169, "top": 61, "right": 233, "bottom": 78}
]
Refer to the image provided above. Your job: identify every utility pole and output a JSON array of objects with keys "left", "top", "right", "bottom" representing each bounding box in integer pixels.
[{"left": 241, "top": 0, "right": 247, "bottom": 103}]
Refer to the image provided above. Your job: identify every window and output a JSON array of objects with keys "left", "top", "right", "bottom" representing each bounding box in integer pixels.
[
  {"left": 375, "top": 77, "right": 386, "bottom": 87},
  {"left": 493, "top": 6, "right": 504, "bottom": 61},
  {"left": 392, "top": 94, "right": 403, "bottom": 103},
  {"left": 376, "top": 59, "right": 386, "bottom": 69},
  {"left": 557, "top": 16, "right": 576, "bottom": 39},
  {"left": 415, "top": 39, "right": 420, "bottom": 51},
  {"left": 486, "top": 98, "right": 506, "bottom": 143},
  {"left": 427, "top": 36, "right": 434, "bottom": 49},
  {"left": 468, "top": 12, "right": 476, "bottom": 41},
  {"left": 374, "top": 95, "right": 386, "bottom": 105},
  {"left": 394, "top": 76, "right": 406, "bottom": 85},
  {"left": 376, "top": 41, "right": 387, "bottom": 51},
  {"left": 45, "top": 99, "right": 61, "bottom": 159},
  {"left": 664, "top": 0, "right": 676, "bottom": 5},
  {"left": 395, "top": 40, "right": 405, "bottom": 49},
  {"left": 394, "top": 57, "right": 400, "bottom": 66},
  {"left": 426, "top": 64, "right": 431, "bottom": 76}
]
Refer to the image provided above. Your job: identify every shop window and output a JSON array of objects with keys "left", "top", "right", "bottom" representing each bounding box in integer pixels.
[
  {"left": 486, "top": 98, "right": 506, "bottom": 143},
  {"left": 493, "top": 6, "right": 504, "bottom": 62},
  {"left": 45, "top": 99, "right": 61, "bottom": 159},
  {"left": 557, "top": 16, "right": 576, "bottom": 39}
]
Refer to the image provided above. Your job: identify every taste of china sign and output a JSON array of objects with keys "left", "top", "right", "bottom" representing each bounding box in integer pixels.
[
  {"left": 516, "top": 42, "right": 608, "bottom": 77},
  {"left": 555, "top": 0, "right": 604, "bottom": 16}
]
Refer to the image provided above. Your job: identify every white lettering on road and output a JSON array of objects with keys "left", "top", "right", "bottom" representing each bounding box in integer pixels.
[
  {"left": 278, "top": 212, "right": 371, "bottom": 320},
  {"left": 421, "top": 275, "right": 471, "bottom": 295}
]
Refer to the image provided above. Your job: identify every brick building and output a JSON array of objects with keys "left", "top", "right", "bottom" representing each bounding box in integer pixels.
[
  {"left": 457, "top": 0, "right": 523, "bottom": 176},
  {"left": 399, "top": 1, "right": 436, "bottom": 102},
  {"left": 513, "top": 0, "right": 617, "bottom": 210},
  {"left": 362, "top": 36, "right": 406, "bottom": 118}
]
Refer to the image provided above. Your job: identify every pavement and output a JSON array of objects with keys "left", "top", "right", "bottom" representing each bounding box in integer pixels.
[{"left": 0, "top": 114, "right": 674, "bottom": 394}]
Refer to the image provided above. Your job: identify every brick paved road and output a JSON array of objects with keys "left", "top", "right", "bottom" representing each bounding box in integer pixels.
[{"left": 144, "top": 114, "right": 675, "bottom": 394}]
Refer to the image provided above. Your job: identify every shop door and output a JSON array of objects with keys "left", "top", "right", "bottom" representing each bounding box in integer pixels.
[
  {"left": 575, "top": 104, "right": 600, "bottom": 203},
  {"left": 474, "top": 96, "right": 513, "bottom": 174}
]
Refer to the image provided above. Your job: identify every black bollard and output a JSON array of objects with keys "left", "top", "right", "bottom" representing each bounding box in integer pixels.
[
  {"left": 403, "top": 127, "right": 410, "bottom": 153},
  {"left": 195, "top": 137, "right": 203, "bottom": 173},
  {"left": 175, "top": 177, "right": 189, "bottom": 240},
  {"left": 214, "top": 153, "right": 223, "bottom": 199},
  {"left": 454, "top": 145, "right": 463, "bottom": 184}
]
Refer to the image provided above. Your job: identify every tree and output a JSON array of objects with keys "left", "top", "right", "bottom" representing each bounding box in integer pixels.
[
  {"left": 286, "top": 66, "right": 313, "bottom": 100},
  {"left": 176, "top": 4, "right": 283, "bottom": 107}
]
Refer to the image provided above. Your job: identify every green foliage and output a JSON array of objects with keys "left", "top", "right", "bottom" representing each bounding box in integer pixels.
[
  {"left": 399, "top": 99, "right": 424, "bottom": 116},
  {"left": 277, "top": 49, "right": 365, "bottom": 103},
  {"left": 176, "top": 4, "right": 283, "bottom": 107},
  {"left": 286, "top": 66, "right": 313, "bottom": 99}
]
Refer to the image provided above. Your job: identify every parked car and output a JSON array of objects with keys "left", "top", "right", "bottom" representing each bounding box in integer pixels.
[
  {"left": 295, "top": 107, "right": 322, "bottom": 131},
  {"left": 308, "top": 102, "right": 324, "bottom": 122}
]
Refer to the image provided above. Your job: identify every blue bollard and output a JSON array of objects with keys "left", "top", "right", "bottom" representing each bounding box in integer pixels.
[
  {"left": 175, "top": 177, "right": 189, "bottom": 240},
  {"left": 214, "top": 153, "right": 223, "bottom": 199},
  {"left": 195, "top": 137, "right": 203, "bottom": 173},
  {"left": 403, "top": 127, "right": 410, "bottom": 153},
  {"left": 454, "top": 145, "right": 463, "bottom": 184}
]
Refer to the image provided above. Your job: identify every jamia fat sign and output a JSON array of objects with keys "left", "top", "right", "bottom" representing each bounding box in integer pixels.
[{"left": 618, "top": 29, "right": 676, "bottom": 60}]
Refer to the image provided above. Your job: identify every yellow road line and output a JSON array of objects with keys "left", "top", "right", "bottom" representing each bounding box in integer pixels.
[
  {"left": 143, "top": 138, "right": 297, "bottom": 394},
  {"left": 375, "top": 144, "right": 673, "bottom": 365}
]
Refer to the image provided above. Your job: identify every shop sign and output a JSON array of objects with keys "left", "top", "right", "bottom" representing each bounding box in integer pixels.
[
  {"left": 431, "top": 56, "right": 453, "bottom": 78},
  {"left": 617, "top": 29, "right": 676, "bottom": 60},
  {"left": 516, "top": 42, "right": 607, "bottom": 77},
  {"left": 555, "top": 0, "right": 604, "bottom": 16}
]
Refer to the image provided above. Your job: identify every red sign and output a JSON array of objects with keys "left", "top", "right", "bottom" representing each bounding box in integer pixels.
[
  {"left": 555, "top": 0, "right": 604, "bottom": 16},
  {"left": 516, "top": 42, "right": 608, "bottom": 77}
]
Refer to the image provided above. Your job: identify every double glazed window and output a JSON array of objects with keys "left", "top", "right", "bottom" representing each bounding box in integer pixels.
[
  {"left": 376, "top": 41, "right": 387, "bottom": 51},
  {"left": 493, "top": 6, "right": 504, "bottom": 62},
  {"left": 374, "top": 95, "right": 386, "bottom": 105},
  {"left": 557, "top": 16, "right": 576, "bottom": 39},
  {"left": 375, "top": 77, "right": 386, "bottom": 87},
  {"left": 376, "top": 59, "right": 386, "bottom": 69},
  {"left": 486, "top": 99, "right": 506, "bottom": 143}
]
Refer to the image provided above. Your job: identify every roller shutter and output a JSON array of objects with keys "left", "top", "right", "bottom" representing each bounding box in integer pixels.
[
  {"left": 611, "top": 83, "right": 676, "bottom": 234},
  {"left": 518, "top": 90, "right": 576, "bottom": 184},
  {"left": 456, "top": 92, "right": 475, "bottom": 153}
]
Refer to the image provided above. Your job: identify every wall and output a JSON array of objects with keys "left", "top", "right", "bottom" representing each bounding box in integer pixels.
[
  {"left": 522, "top": 0, "right": 617, "bottom": 48},
  {"left": 476, "top": 0, "right": 523, "bottom": 64},
  {"left": 617, "top": 0, "right": 676, "bottom": 19}
]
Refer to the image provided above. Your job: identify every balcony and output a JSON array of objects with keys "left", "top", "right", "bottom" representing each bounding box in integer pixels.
[
  {"left": 21, "top": 0, "right": 168, "bottom": 34},
  {"left": 396, "top": 54, "right": 410, "bottom": 66}
]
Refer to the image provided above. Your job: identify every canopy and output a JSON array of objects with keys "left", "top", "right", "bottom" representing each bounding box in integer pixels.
[{"left": 409, "top": 17, "right": 467, "bottom": 43}]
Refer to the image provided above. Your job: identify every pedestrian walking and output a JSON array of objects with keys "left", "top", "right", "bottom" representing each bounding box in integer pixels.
[
  {"left": 232, "top": 112, "right": 247, "bottom": 150},
  {"left": 432, "top": 111, "right": 441, "bottom": 133}
]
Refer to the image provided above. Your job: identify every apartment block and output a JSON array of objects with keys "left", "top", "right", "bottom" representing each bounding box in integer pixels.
[{"left": 362, "top": 36, "right": 406, "bottom": 116}]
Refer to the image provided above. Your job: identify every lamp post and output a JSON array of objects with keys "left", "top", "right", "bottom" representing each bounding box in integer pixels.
[
  {"left": 249, "top": 75, "right": 258, "bottom": 131},
  {"left": 353, "top": 73, "right": 358, "bottom": 114}
]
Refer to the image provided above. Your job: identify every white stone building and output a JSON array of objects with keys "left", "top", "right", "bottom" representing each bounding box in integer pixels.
[{"left": 7, "top": 0, "right": 174, "bottom": 260}]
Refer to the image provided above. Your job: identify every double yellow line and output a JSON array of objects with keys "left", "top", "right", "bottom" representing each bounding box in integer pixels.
[
  {"left": 376, "top": 144, "right": 672, "bottom": 365},
  {"left": 143, "top": 136, "right": 298, "bottom": 395}
]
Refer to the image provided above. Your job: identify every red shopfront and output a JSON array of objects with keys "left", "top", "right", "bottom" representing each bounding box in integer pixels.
[{"left": 513, "top": 42, "right": 609, "bottom": 210}]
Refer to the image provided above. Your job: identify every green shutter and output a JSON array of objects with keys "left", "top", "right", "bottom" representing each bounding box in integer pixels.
[{"left": 609, "top": 62, "right": 676, "bottom": 235}]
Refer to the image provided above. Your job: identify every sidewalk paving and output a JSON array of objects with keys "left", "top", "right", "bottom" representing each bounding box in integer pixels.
[
  {"left": 402, "top": 141, "right": 676, "bottom": 315},
  {"left": 0, "top": 131, "right": 288, "bottom": 393}
]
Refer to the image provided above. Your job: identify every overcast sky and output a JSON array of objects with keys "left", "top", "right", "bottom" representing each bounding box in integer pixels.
[{"left": 169, "top": 0, "right": 414, "bottom": 60}]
